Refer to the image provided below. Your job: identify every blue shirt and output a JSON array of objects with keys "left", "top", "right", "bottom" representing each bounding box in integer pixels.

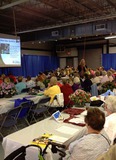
[{"left": 15, "top": 82, "right": 26, "bottom": 94}]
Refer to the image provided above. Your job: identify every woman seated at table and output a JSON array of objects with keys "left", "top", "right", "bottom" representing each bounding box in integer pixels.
[
  {"left": 83, "top": 73, "right": 92, "bottom": 92},
  {"left": 26, "top": 75, "right": 36, "bottom": 88},
  {"left": 72, "top": 77, "right": 82, "bottom": 92},
  {"left": 15, "top": 76, "right": 26, "bottom": 94},
  {"left": 36, "top": 75, "right": 45, "bottom": 91},
  {"left": 64, "top": 108, "right": 110, "bottom": 160},
  {"left": 100, "top": 70, "right": 109, "bottom": 84},
  {"left": 60, "top": 79, "right": 74, "bottom": 107},
  {"left": 44, "top": 76, "right": 61, "bottom": 105}
]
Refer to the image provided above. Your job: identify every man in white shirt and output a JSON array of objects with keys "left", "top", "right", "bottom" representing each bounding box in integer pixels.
[{"left": 26, "top": 76, "right": 35, "bottom": 88}]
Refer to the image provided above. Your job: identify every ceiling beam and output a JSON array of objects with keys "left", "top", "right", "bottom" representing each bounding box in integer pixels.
[
  {"left": 74, "top": 0, "right": 102, "bottom": 16},
  {"left": 41, "top": 0, "right": 78, "bottom": 18},
  {"left": 106, "top": 0, "right": 116, "bottom": 9},
  {"left": 17, "top": 13, "right": 116, "bottom": 34},
  {"left": 0, "top": 0, "right": 30, "bottom": 9}
]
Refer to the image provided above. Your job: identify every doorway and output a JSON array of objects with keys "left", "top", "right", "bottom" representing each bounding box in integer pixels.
[{"left": 66, "top": 57, "right": 73, "bottom": 67}]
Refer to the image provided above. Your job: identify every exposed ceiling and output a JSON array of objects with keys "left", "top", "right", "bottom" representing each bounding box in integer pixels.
[{"left": 0, "top": 0, "right": 116, "bottom": 46}]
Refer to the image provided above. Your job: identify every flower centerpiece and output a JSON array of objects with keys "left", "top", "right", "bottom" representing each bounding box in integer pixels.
[
  {"left": 99, "top": 81, "right": 116, "bottom": 94},
  {"left": 0, "top": 77, "right": 17, "bottom": 98},
  {"left": 70, "top": 89, "right": 91, "bottom": 107}
]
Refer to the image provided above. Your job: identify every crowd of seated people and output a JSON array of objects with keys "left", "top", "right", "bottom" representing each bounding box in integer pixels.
[
  {"left": 0, "top": 64, "right": 116, "bottom": 99},
  {"left": 0, "top": 58, "right": 116, "bottom": 97},
  {"left": 0, "top": 63, "right": 116, "bottom": 159}
]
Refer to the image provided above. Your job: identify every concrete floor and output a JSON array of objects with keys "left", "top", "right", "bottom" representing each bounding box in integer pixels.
[{"left": 0, "top": 140, "right": 4, "bottom": 160}]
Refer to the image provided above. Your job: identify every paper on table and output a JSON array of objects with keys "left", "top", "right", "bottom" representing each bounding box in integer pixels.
[
  {"left": 49, "top": 135, "right": 68, "bottom": 143},
  {"left": 69, "top": 118, "right": 85, "bottom": 124},
  {"left": 0, "top": 100, "right": 10, "bottom": 105},
  {"left": 80, "top": 110, "right": 87, "bottom": 116},
  {"left": 56, "top": 126, "right": 78, "bottom": 135}
]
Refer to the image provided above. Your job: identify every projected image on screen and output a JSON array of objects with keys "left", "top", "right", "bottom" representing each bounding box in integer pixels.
[
  {"left": 0, "top": 35, "right": 21, "bottom": 67},
  {"left": 0, "top": 43, "right": 10, "bottom": 54}
]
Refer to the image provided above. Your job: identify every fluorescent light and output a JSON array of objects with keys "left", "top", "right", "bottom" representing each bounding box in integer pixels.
[{"left": 105, "top": 35, "right": 116, "bottom": 39}]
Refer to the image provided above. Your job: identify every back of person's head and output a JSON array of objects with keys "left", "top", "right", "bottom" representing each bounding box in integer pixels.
[
  {"left": 84, "top": 73, "right": 89, "bottom": 79},
  {"left": 27, "top": 76, "right": 31, "bottom": 81},
  {"left": 85, "top": 108, "right": 105, "bottom": 131},
  {"left": 1, "top": 74, "right": 6, "bottom": 79},
  {"left": 105, "top": 95, "right": 116, "bottom": 113},
  {"left": 18, "top": 76, "right": 23, "bottom": 82},
  {"left": 107, "top": 70, "right": 112, "bottom": 77},
  {"left": 4, "top": 77, "right": 10, "bottom": 83},
  {"left": 37, "top": 75, "right": 43, "bottom": 82},
  {"left": 95, "top": 71, "right": 100, "bottom": 76},
  {"left": 50, "top": 76, "right": 57, "bottom": 86},
  {"left": 73, "top": 72, "right": 79, "bottom": 77},
  {"left": 74, "top": 77, "right": 80, "bottom": 84},
  {"left": 62, "top": 79, "right": 68, "bottom": 85},
  {"left": 102, "top": 71, "right": 107, "bottom": 76}
]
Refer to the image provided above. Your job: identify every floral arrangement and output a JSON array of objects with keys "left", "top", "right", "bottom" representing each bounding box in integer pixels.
[
  {"left": 99, "top": 81, "right": 116, "bottom": 94},
  {"left": 28, "top": 88, "right": 38, "bottom": 95},
  {"left": 70, "top": 89, "right": 91, "bottom": 106},
  {"left": 0, "top": 82, "right": 17, "bottom": 98}
]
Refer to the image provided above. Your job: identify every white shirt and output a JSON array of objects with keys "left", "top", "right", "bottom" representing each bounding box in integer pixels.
[
  {"left": 26, "top": 80, "right": 35, "bottom": 88},
  {"left": 100, "top": 75, "right": 109, "bottom": 84},
  {"left": 66, "top": 134, "right": 110, "bottom": 160},
  {"left": 91, "top": 76, "right": 100, "bottom": 84},
  {"left": 104, "top": 113, "right": 116, "bottom": 144}
]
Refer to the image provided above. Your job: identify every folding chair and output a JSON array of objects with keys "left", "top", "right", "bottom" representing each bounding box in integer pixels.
[
  {"left": 18, "top": 100, "right": 34, "bottom": 126},
  {"left": 91, "top": 83, "right": 98, "bottom": 96},
  {"left": 30, "top": 97, "right": 51, "bottom": 123},
  {"left": 48, "top": 93, "right": 64, "bottom": 113},
  {"left": 21, "top": 88, "right": 30, "bottom": 93},
  {"left": 0, "top": 106, "right": 22, "bottom": 137}
]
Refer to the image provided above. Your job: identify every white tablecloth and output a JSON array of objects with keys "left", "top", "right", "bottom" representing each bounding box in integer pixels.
[
  {"left": 0, "top": 93, "right": 45, "bottom": 114},
  {"left": 2, "top": 111, "right": 85, "bottom": 160}
]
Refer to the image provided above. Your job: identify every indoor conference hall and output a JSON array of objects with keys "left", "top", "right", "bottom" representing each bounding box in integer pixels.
[{"left": 0, "top": 0, "right": 116, "bottom": 160}]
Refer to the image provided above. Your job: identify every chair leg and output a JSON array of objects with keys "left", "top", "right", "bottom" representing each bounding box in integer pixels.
[
  {"left": 0, "top": 131, "right": 4, "bottom": 138},
  {"left": 24, "top": 118, "right": 30, "bottom": 126},
  {"left": 29, "top": 113, "right": 38, "bottom": 123},
  {"left": 14, "top": 125, "right": 18, "bottom": 131}
]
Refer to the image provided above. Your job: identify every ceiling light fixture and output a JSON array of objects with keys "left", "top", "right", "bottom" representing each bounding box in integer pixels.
[{"left": 105, "top": 35, "right": 116, "bottom": 39}]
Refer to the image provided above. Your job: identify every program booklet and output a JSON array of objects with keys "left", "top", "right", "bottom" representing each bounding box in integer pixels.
[
  {"left": 31, "top": 133, "right": 68, "bottom": 148},
  {"left": 31, "top": 133, "right": 53, "bottom": 148}
]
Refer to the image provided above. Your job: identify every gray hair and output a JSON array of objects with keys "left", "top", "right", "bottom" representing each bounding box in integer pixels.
[
  {"left": 74, "top": 77, "right": 80, "bottom": 84},
  {"left": 105, "top": 95, "right": 116, "bottom": 113},
  {"left": 50, "top": 76, "right": 57, "bottom": 86},
  {"left": 102, "top": 71, "right": 107, "bottom": 76}
]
